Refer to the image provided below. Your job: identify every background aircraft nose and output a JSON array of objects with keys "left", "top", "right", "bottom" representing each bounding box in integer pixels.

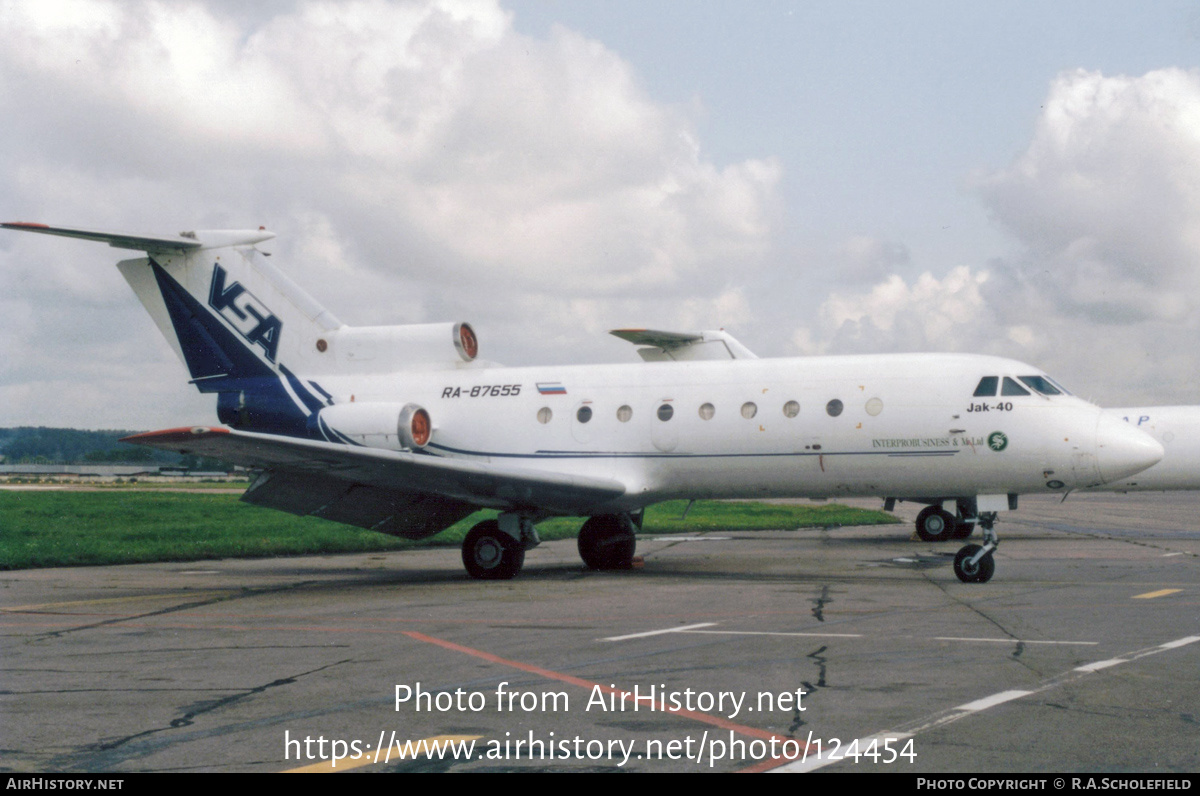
[{"left": 1094, "top": 412, "right": 1164, "bottom": 483}]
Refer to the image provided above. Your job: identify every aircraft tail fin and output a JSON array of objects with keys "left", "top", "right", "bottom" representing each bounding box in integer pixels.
[
  {"left": 4, "top": 221, "right": 483, "bottom": 440},
  {"left": 4, "top": 222, "right": 342, "bottom": 437}
]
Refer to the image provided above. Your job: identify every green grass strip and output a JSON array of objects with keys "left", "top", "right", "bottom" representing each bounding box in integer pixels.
[{"left": 0, "top": 491, "right": 897, "bottom": 570}]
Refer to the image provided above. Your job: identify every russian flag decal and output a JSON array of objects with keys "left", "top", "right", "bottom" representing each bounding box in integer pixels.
[{"left": 537, "top": 382, "right": 567, "bottom": 395}]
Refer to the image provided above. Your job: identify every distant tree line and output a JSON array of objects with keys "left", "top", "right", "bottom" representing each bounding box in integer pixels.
[{"left": 0, "top": 427, "right": 231, "bottom": 471}]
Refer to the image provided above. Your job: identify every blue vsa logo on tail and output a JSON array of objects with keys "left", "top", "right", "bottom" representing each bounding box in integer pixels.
[{"left": 208, "top": 264, "right": 283, "bottom": 363}]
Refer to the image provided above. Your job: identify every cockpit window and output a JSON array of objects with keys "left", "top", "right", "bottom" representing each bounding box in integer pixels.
[
  {"left": 1046, "top": 376, "right": 1072, "bottom": 396},
  {"left": 1018, "top": 375, "right": 1062, "bottom": 396},
  {"left": 1001, "top": 377, "right": 1030, "bottom": 396},
  {"left": 973, "top": 376, "right": 999, "bottom": 397}
]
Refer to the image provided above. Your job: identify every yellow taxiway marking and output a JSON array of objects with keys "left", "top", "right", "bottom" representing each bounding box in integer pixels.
[
  {"left": 283, "top": 735, "right": 483, "bottom": 773},
  {"left": 1, "top": 590, "right": 235, "bottom": 613},
  {"left": 1132, "top": 588, "right": 1182, "bottom": 600}
]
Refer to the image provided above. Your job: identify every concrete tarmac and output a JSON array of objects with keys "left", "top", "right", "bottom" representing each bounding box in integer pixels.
[{"left": 2, "top": 492, "right": 1197, "bottom": 773}]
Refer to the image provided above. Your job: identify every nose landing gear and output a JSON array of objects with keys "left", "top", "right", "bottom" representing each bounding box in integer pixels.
[{"left": 952, "top": 511, "right": 998, "bottom": 583}]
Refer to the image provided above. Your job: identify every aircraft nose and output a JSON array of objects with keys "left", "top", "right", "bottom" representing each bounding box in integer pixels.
[{"left": 1094, "top": 413, "right": 1164, "bottom": 483}]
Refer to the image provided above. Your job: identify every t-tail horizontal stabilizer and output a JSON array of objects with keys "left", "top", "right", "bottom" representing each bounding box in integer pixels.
[
  {"left": 3, "top": 220, "right": 338, "bottom": 439},
  {"left": 0, "top": 222, "right": 274, "bottom": 251},
  {"left": 610, "top": 328, "right": 758, "bottom": 361}
]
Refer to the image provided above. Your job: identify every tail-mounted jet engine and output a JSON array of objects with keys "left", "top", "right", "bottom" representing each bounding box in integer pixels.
[
  {"left": 313, "top": 321, "right": 478, "bottom": 371},
  {"left": 310, "top": 402, "right": 432, "bottom": 450}
]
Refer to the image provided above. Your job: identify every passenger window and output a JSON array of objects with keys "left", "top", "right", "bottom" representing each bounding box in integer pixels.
[
  {"left": 741, "top": 402, "right": 758, "bottom": 419},
  {"left": 657, "top": 404, "right": 674, "bottom": 421},
  {"left": 973, "top": 376, "right": 998, "bottom": 397},
  {"left": 576, "top": 406, "right": 593, "bottom": 423},
  {"left": 616, "top": 405, "right": 632, "bottom": 422},
  {"left": 782, "top": 400, "right": 800, "bottom": 418},
  {"left": 826, "top": 399, "right": 843, "bottom": 417},
  {"left": 699, "top": 403, "right": 715, "bottom": 420},
  {"left": 1018, "top": 376, "right": 1061, "bottom": 395},
  {"left": 1001, "top": 377, "right": 1030, "bottom": 396},
  {"left": 537, "top": 407, "right": 552, "bottom": 424}
]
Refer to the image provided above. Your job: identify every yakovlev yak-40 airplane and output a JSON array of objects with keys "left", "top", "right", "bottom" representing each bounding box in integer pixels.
[{"left": 2, "top": 222, "right": 1166, "bottom": 583}]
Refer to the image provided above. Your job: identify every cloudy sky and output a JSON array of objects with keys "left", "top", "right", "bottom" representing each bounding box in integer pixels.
[{"left": 2, "top": 0, "right": 1199, "bottom": 429}]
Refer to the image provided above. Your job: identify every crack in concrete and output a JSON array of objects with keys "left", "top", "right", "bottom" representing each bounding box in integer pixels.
[
  {"left": 29, "top": 582, "right": 320, "bottom": 641},
  {"left": 49, "top": 658, "right": 353, "bottom": 771},
  {"left": 810, "top": 584, "right": 832, "bottom": 623},
  {"left": 921, "top": 572, "right": 1043, "bottom": 675}
]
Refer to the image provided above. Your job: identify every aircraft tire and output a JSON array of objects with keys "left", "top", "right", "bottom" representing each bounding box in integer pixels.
[
  {"left": 462, "top": 520, "right": 525, "bottom": 580},
  {"left": 915, "top": 506, "right": 955, "bottom": 542},
  {"left": 578, "top": 515, "right": 636, "bottom": 570},
  {"left": 953, "top": 544, "right": 995, "bottom": 583}
]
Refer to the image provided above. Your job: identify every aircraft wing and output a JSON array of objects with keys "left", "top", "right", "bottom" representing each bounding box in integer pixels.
[
  {"left": 610, "top": 328, "right": 758, "bottom": 361},
  {"left": 124, "top": 427, "right": 627, "bottom": 539}
]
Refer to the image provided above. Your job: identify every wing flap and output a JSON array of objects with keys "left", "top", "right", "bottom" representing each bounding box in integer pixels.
[{"left": 242, "top": 471, "right": 477, "bottom": 539}]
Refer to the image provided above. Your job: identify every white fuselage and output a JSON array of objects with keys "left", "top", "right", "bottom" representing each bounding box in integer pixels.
[
  {"left": 1091, "top": 406, "right": 1200, "bottom": 492},
  {"left": 310, "top": 352, "right": 1161, "bottom": 514}
]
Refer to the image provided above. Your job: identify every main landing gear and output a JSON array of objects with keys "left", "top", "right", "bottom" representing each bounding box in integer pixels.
[
  {"left": 461, "top": 515, "right": 538, "bottom": 580},
  {"left": 914, "top": 500, "right": 975, "bottom": 542},
  {"left": 915, "top": 505, "right": 954, "bottom": 542},
  {"left": 577, "top": 513, "right": 638, "bottom": 570},
  {"left": 460, "top": 511, "right": 640, "bottom": 580}
]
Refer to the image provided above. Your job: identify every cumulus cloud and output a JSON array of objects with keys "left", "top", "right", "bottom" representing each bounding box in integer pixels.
[
  {"left": 830, "top": 236, "right": 912, "bottom": 284},
  {"left": 794, "top": 68, "right": 1200, "bottom": 405},
  {"left": 0, "top": 0, "right": 780, "bottom": 426},
  {"left": 978, "top": 68, "right": 1200, "bottom": 325},
  {"left": 807, "top": 267, "right": 990, "bottom": 355}
]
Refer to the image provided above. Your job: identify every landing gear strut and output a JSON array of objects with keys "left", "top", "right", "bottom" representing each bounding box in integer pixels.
[
  {"left": 951, "top": 498, "right": 978, "bottom": 539},
  {"left": 578, "top": 514, "right": 637, "bottom": 570},
  {"left": 952, "top": 511, "right": 998, "bottom": 583}
]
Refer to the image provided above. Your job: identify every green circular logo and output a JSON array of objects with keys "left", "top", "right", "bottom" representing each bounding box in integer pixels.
[{"left": 988, "top": 431, "right": 1009, "bottom": 452}]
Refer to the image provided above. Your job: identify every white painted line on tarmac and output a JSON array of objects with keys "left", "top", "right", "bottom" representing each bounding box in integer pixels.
[
  {"left": 603, "top": 625, "right": 1092, "bottom": 645},
  {"left": 1074, "top": 658, "right": 1125, "bottom": 672},
  {"left": 1154, "top": 635, "right": 1200, "bottom": 650},
  {"left": 687, "top": 629, "right": 864, "bottom": 639},
  {"left": 932, "top": 636, "right": 1097, "bottom": 645},
  {"left": 600, "top": 622, "right": 718, "bottom": 641},
  {"left": 770, "top": 633, "right": 1200, "bottom": 773},
  {"left": 955, "top": 690, "right": 1033, "bottom": 712},
  {"left": 647, "top": 536, "right": 732, "bottom": 541}
]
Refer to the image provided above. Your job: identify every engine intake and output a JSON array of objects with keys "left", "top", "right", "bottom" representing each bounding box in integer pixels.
[
  {"left": 316, "top": 321, "right": 478, "bottom": 371},
  {"left": 312, "top": 402, "right": 433, "bottom": 450}
]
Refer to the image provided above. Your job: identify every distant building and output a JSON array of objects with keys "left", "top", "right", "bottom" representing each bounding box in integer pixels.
[{"left": 0, "top": 464, "right": 246, "bottom": 482}]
